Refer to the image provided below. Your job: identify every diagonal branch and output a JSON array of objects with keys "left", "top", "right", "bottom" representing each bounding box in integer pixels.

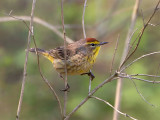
[
  {"left": 128, "top": 76, "right": 155, "bottom": 107},
  {"left": 92, "top": 96, "right": 137, "bottom": 120},
  {"left": 121, "top": 51, "right": 160, "bottom": 72},
  {"left": 0, "top": 16, "right": 73, "bottom": 43},
  {"left": 113, "top": 0, "right": 140, "bottom": 120},
  {"left": 120, "top": 0, "right": 160, "bottom": 69},
  {"left": 109, "top": 34, "right": 120, "bottom": 75},
  {"left": 64, "top": 73, "right": 117, "bottom": 120},
  {"left": 16, "top": 0, "right": 36, "bottom": 120}
]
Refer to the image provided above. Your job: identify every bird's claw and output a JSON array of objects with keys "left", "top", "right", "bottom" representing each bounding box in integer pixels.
[
  {"left": 81, "top": 71, "right": 95, "bottom": 81},
  {"left": 60, "top": 83, "right": 70, "bottom": 92}
]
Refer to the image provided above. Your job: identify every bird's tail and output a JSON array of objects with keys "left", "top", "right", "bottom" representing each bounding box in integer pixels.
[{"left": 29, "top": 48, "right": 54, "bottom": 63}]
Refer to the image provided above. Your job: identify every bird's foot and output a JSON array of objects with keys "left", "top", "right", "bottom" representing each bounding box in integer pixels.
[
  {"left": 81, "top": 71, "right": 95, "bottom": 81},
  {"left": 60, "top": 83, "right": 70, "bottom": 92}
]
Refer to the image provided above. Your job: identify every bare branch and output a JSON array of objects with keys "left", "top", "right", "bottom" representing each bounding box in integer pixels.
[
  {"left": 61, "top": 0, "right": 68, "bottom": 117},
  {"left": 16, "top": 0, "right": 36, "bottom": 120},
  {"left": 120, "top": 75, "right": 160, "bottom": 84},
  {"left": 8, "top": 13, "right": 64, "bottom": 119},
  {"left": 82, "top": 0, "right": 87, "bottom": 39},
  {"left": 113, "top": 0, "right": 140, "bottom": 120},
  {"left": 141, "top": 9, "right": 145, "bottom": 27},
  {"left": 64, "top": 73, "right": 117, "bottom": 120},
  {"left": 130, "top": 74, "right": 160, "bottom": 78},
  {"left": 109, "top": 34, "right": 120, "bottom": 75},
  {"left": 92, "top": 96, "right": 137, "bottom": 120},
  {"left": 153, "top": 63, "right": 160, "bottom": 83},
  {"left": 121, "top": 51, "right": 160, "bottom": 72},
  {"left": 120, "top": 0, "right": 160, "bottom": 69},
  {"left": 0, "top": 16, "right": 73, "bottom": 43},
  {"left": 128, "top": 76, "right": 155, "bottom": 107}
]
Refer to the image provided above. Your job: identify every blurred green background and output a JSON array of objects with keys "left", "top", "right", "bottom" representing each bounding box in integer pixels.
[{"left": 0, "top": 0, "right": 160, "bottom": 120}]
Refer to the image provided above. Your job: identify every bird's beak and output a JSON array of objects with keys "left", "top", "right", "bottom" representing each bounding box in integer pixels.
[{"left": 99, "top": 42, "right": 109, "bottom": 46}]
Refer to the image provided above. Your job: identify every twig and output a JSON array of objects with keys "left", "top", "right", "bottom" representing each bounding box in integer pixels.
[
  {"left": 61, "top": 0, "right": 68, "bottom": 118},
  {"left": 32, "top": 27, "right": 63, "bottom": 118},
  {"left": 88, "top": 70, "right": 92, "bottom": 93},
  {"left": 124, "top": 28, "right": 139, "bottom": 59},
  {"left": 120, "top": 0, "right": 160, "bottom": 69},
  {"left": 141, "top": 9, "right": 145, "bottom": 27},
  {"left": 109, "top": 34, "right": 120, "bottom": 75},
  {"left": 0, "top": 16, "right": 73, "bottom": 43},
  {"left": 130, "top": 74, "right": 160, "bottom": 78},
  {"left": 82, "top": 0, "right": 92, "bottom": 94},
  {"left": 121, "top": 51, "right": 160, "bottom": 72},
  {"left": 16, "top": 0, "right": 36, "bottom": 120},
  {"left": 82, "top": 0, "right": 87, "bottom": 39},
  {"left": 128, "top": 76, "right": 155, "bottom": 107},
  {"left": 96, "top": 0, "right": 121, "bottom": 38},
  {"left": 120, "top": 75, "right": 160, "bottom": 84},
  {"left": 92, "top": 96, "right": 137, "bottom": 120},
  {"left": 8, "top": 14, "right": 64, "bottom": 120},
  {"left": 153, "top": 63, "right": 160, "bottom": 83},
  {"left": 113, "top": 1, "right": 140, "bottom": 120},
  {"left": 64, "top": 73, "right": 117, "bottom": 120},
  {"left": 8, "top": 8, "right": 63, "bottom": 120}
]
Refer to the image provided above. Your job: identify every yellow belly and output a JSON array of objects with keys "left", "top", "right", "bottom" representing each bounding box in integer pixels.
[{"left": 53, "top": 54, "right": 94, "bottom": 75}]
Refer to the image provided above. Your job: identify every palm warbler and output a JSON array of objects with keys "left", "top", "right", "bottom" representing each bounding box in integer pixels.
[{"left": 29, "top": 38, "right": 108, "bottom": 80}]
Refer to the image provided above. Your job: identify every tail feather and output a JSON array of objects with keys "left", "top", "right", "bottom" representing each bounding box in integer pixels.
[{"left": 29, "top": 48, "right": 54, "bottom": 63}]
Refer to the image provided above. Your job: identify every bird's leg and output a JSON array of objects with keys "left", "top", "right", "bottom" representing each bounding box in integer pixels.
[
  {"left": 81, "top": 71, "right": 95, "bottom": 81},
  {"left": 59, "top": 74, "right": 70, "bottom": 92},
  {"left": 60, "top": 83, "right": 70, "bottom": 92}
]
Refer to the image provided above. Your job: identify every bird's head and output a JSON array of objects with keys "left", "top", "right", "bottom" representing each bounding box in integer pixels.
[
  {"left": 84, "top": 38, "right": 108, "bottom": 57},
  {"left": 85, "top": 38, "right": 108, "bottom": 47}
]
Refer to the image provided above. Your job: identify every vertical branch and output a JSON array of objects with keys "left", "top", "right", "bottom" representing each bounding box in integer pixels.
[
  {"left": 82, "top": 0, "right": 87, "bottom": 39},
  {"left": 16, "top": 0, "right": 36, "bottom": 120},
  {"left": 113, "top": 0, "right": 140, "bottom": 120},
  {"left": 109, "top": 35, "right": 120, "bottom": 75},
  {"left": 61, "top": 0, "right": 68, "bottom": 118},
  {"left": 82, "top": 0, "right": 92, "bottom": 93}
]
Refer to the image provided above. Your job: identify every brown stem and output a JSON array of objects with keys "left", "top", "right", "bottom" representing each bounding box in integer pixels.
[
  {"left": 64, "top": 73, "right": 117, "bottom": 120},
  {"left": 16, "top": 0, "right": 36, "bottom": 120},
  {"left": 113, "top": 0, "right": 140, "bottom": 120},
  {"left": 61, "top": 0, "right": 68, "bottom": 118}
]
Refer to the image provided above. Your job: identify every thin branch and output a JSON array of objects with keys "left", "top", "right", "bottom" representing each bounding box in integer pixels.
[
  {"left": 113, "top": 1, "right": 140, "bottom": 120},
  {"left": 130, "top": 74, "right": 160, "bottom": 78},
  {"left": 120, "top": 0, "right": 160, "bottom": 69},
  {"left": 61, "top": 0, "right": 68, "bottom": 118},
  {"left": 92, "top": 96, "right": 137, "bottom": 120},
  {"left": 0, "top": 16, "right": 73, "bottom": 43},
  {"left": 120, "top": 75, "right": 160, "bottom": 84},
  {"left": 82, "top": 0, "right": 87, "bottom": 39},
  {"left": 8, "top": 9, "right": 64, "bottom": 120},
  {"left": 123, "top": 28, "right": 139, "bottom": 60},
  {"left": 88, "top": 70, "right": 92, "bottom": 93},
  {"left": 109, "top": 34, "right": 120, "bottom": 75},
  {"left": 128, "top": 76, "right": 155, "bottom": 107},
  {"left": 121, "top": 51, "right": 160, "bottom": 72},
  {"left": 64, "top": 73, "right": 117, "bottom": 120},
  {"left": 153, "top": 63, "right": 160, "bottom": 83},
  {"left": 16, "top": 0, "right": 36, "bottom": 120},
  {"left": 96, "top": 0, "right": 121, "bottom": 38},
  {"left": 141, "top": 9, "right": 145, "bottom": 27}
]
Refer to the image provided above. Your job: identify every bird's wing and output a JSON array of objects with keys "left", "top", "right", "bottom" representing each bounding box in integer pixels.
[{"left": 48, "top": 46, "right": 72, "bottom": 60}]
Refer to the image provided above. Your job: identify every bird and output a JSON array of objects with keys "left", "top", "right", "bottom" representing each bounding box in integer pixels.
[{"left": 29, "top": 38, "right": 108, "bottom": 90}]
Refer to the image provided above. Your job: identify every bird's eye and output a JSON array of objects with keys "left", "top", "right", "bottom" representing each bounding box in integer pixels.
[{"left": 90, "top": 43, "right": 95, "bottom": 47}]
